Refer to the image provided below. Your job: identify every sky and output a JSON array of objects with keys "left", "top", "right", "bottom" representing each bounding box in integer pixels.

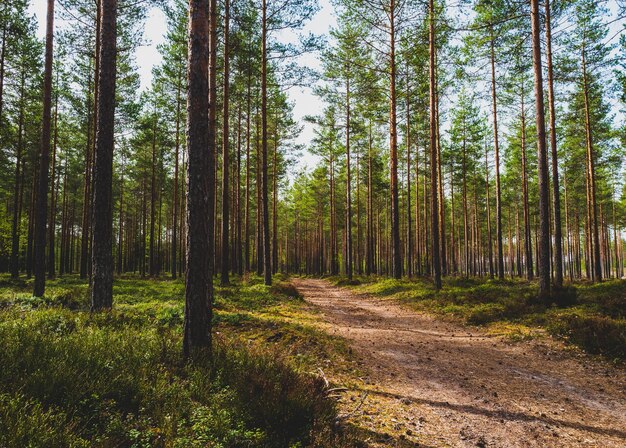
[{"left": 27, "top": 0, "right": 335, "bottom": 171}]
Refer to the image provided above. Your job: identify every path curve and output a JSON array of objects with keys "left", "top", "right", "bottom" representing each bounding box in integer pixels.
[{"left": 293, "top": 278, "right": 626, "bottom": 448}]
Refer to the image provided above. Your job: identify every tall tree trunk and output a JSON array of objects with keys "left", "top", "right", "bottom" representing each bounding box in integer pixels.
[
  {"left": 172, "top": 67, "right": 182, "bottom": 279},
  {"left": 183, "top": 0, "right": 213, "bottom": 357},
  {"left": 48, "top": 80, "right": 59, "bottom": 278},
  {"left": 208, "top": 0, "right": 218, "bottom": 280},
  {"left": 0, "top": 26, "right": 5, "bottom": 123},
  {"left": 271, "top": 108, "right": 279, "bottom": 274},
  {"left": 485, "top": 142, "right": 493, "bottom": 278},
  {"left": 236, "top": 106, "right": 243, "bottom": 275},
  {"left": 544, "top": 0, "right": 562, "bottom": 288},
  {"left": 389, "top": 0, "right": 401, "bottom": 279},
  {"left": 261, "top": 0, "right": 271, "bottom": 285},
  {"left": 10, "top": 69, "right": 26, "bottom": 278},
  {"left": 429, "top": 0, "right": 441, "bottom": 289},
  {"left": 531, "top": 0, "right": 552, "bottom": 299},
  {"left": 33, "top": 0, "right": 55, "bottom": 297},
  {"left": 520, "top": 86, "right": 533, "bottom": 279},
  {"left": 150, "top": 109, "right": 157, "bottom": 276},
  {"left": 82, "top": 6, "right": 100, "bottom": 280},
  {"left": 220, "top": 0, "right": 231, "bottom": 285},
  {"left": 91, "top": 0, "right": 117, "bottom": 310},
  {"left": 366, "top": 122, "right": 374, "bottom": 275},
  {"left": 345, "top": 75, "right": 353, "bottom": 280},
  {"left": 244, "top": 74, "right": 251, "bottom": 272},
  {"left": 490, "top": 28, "right": 504, "bottom": 280},
  {"left": 405, "top": 71, "right": 412, "bottom": 278},
  {"left": 581, "top": 46, "right": 601, "bottom": 282},
  {"left": 117, "top": 161, "right": 124, "bottom": 275}
]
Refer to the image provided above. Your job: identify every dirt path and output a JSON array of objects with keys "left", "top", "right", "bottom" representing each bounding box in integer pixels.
[{"left": 293, "top": 278, "right": 626, "bottom": 448}]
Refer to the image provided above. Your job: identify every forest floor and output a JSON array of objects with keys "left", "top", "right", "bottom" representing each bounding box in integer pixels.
[{"left": 292, "top": 278, "right": 626, "bottom": 448}]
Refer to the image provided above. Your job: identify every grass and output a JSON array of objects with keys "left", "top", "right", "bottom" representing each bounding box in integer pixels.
[
  {"left": 0, "top": 273, "right": 357, "bottom": 448},
  {"left": 328, "top": 275, "right": 626, "bottom": 361}
]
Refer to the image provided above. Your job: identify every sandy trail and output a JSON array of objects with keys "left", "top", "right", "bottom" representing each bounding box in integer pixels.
[{"left": 293, "top": 278, "right": 626, "bottom": 448}]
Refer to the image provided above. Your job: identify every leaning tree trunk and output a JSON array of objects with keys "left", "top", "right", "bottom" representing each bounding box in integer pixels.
[
  {"left": 33, "top": 0, "right": 55, "bottom": 297},
  {"left": 183, "top": 0, "right": 213, "bottom": 357},
  {"left": 91, "top": 0, "right": 117, "bottom": 310}
]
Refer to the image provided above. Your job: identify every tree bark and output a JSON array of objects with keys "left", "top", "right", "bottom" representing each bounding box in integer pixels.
[
  {"left": 261, "top": 0, "right": 272, "bottom": 285},
  {"left": 389, "top": 0, "right": 401, "bottom": 279},
  {"left": 10, "top": 69, "right": 26, "bottom": 278},
  {"left": 91, "top": 0, "right": 117, "bottom": 310},
  {"left": 172, "top": 66, "right": 182, "bottom": 279},
  {"left": 531, "top": 0, "right": 552, "bottom": 299},
  {"left": 544, "top": 0, "right": 562, "bottom": 288},
  {"left": 581, "top": 46, "right": 602, "bottom": 282},
  {"left": 220, "top": 0, "right": 231, "bottom": 285},
  {"left": 33, "top": 0, "right": 55, "bottom": 297},
  {"left": 429, "top": 0, "right": 441, "bottom": 289},
  {"left": 345, "top": 75, "right": 353, "bottom": 280},
  {"left": 48, "top": 81, "right": 59, "bottom": 278},
  {"left": 183, "top": 0, "right": 213, "bottom": 357},
  {"left": 490, "top": 28, "right": 504, "bottom": 280}
]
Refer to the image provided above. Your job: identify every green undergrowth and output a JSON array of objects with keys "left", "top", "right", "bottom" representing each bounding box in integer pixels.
[
  {"left": 0, "top": 273, "right": 357, "bottom": 447},
  {"left": 328, "top": 275, "right": 626, "bottom": 361}
]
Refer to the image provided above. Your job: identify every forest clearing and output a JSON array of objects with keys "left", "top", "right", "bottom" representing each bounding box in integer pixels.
[{"left": 1, "top": 0, "right": 626, "bottom": 446}]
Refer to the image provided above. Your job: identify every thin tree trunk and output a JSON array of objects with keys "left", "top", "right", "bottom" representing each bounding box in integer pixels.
[
  {"left": 581, "top": 46, "right": 602, "bottom": 282},
  {"left": 345, "top": 75, "right": 353, "bottom": 280},
  {"left": 429, "top": 0, "right": 441, "bottom": 289},
  {"left": 406, "top": 70, "right": 412, "bottom": 278},
  {"left": 531, "top": 0, "right": 552, "bottom": 298},
  {"left": 220, "top": 0, "right": 231, "bottom": 285},
  {"left": 389, "top": 0, "right": 401, "bottom": 279},
  {"left": 244, "top": 74, "right": 251, "bottom": 273},
  {"left": 150, "top": 108, "right": 158, "bottom": 276},
  {"left": 48, "top": 80, "right": 59, "bottom": 278},
  {"left": 261, "top": 0, "right": 271, "bottom": 285},
  {"left": 485, "top": 141, "right": 493, "bottom": 278},
  {"left": 33, "top": 0, "right": 55, "bottom": 297},
  {"left": 10, "top": 69, "right": 26, "bottom": 278},
  {"left": 172, "top": 66, "right": 182, "bottom": 279},
  {"left": 545, "top": 0, "right": 562, "bottom": 288},
  {"left": 490, "top": 28, "right": 504, "bottom": 279}
]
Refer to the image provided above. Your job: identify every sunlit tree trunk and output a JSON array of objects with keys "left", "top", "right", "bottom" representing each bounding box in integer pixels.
[{"left": 531, "top": 0, "right": 552, "bottom": 298}]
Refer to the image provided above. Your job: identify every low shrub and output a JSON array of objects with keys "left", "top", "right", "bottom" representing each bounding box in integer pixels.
[
  {"left": 270, "top": 280, "right": 303, "bottom": 299},
  {"left": 0, "top": 275, "right": 350, "bottom": 447},
  {"left": 547, "top": 310, "right": 626, "bottom": 359}
]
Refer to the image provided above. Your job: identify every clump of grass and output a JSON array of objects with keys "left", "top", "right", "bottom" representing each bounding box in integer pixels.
[{"left": 270, "top": 280, "right": 302, "bottom": 299}]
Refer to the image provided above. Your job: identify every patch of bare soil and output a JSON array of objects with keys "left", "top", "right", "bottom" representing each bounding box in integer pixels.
[{"left": 292, "top": 278, "right": 626, "bottom": 448}]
